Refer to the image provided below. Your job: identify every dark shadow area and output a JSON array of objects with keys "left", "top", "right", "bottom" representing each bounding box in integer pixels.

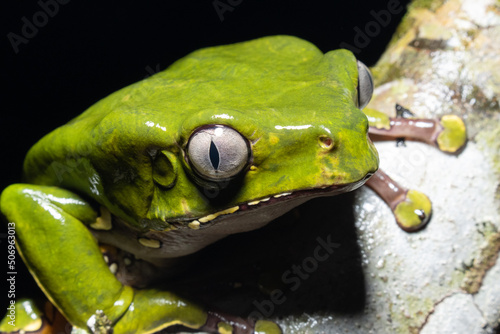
[{"left": 167, "top": 192, "right": 365, "bottom": 320}]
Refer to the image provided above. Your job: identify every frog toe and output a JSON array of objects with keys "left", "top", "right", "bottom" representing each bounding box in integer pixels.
[
  {"left": 393, "top": 189, "right": 432, "bottom": 232},
  {"left": 436, "top": 115, "right": 467, "bottom": 154},
  {"left": 202, "top": 311, "right": 281, "bottom": 334},
  {"left": 254, "top": 319, "right": 282, "bottom": 334}
]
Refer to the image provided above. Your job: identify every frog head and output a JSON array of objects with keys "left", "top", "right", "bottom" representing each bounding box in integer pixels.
[{"left": 25, "top": 36, "right": 378, "bottom": 243}]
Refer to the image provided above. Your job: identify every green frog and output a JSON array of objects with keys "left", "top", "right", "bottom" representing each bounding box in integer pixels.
[{"left": 0, "top": 35, "right": 466, "bottom": 334}]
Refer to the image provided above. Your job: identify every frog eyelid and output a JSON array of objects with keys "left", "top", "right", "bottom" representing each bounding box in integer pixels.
[
  {"left": 186, "top": 125, "right": 251, "bottom": 181},
  {"left": 356, "top": 60, "right": 374, "bottom": 110}
]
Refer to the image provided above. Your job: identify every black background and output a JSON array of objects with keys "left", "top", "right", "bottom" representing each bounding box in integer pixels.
[{"left": 1, "top": 0, "right": 410, "bottom": 321}]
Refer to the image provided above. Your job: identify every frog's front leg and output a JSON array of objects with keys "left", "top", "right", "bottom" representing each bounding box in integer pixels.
[
  {"left": 364, "top": 106, "right": 467, "bottom": 154},
  {"left": 365, "top": 169, "right": 432, "bottom": 232},
  {"left": 0, "top": 184, "right": 279, "bottom": 334},
  {"left": 362, "top": 106, "right": 467, "bottom": 232}
]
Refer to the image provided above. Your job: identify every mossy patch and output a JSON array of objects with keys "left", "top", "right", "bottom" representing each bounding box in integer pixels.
[
  {"left": 409, "top": 0, "right": 447, "bottom": 11},
  {"left": 389, "top": 294, "right": 435, "bottom": 334},
  {"left": 460, "top": 222, "right": 500, "bottom": 294},
  {"left": 476, "top": 125, "right": 500, "bottom": 176}
]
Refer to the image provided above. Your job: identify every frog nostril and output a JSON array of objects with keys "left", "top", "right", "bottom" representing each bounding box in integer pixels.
[{"left": 318, "top": 135, "right": 335, "bottom": 150}]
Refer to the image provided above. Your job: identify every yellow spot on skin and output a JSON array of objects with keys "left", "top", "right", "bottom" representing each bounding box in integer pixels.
[
  {"left": 188, "top": 220, "right": 201, "bottom": 229},
  {"left": 274, "top": 192, "right": 292, "bottom": 198},
  {"left": 122, "top": 94, "right": 130, "bottom": 101},
  {"left": 109, "top": 263, "right": 118, "bottom": 274},
  {"left": 269, "top": 134, "right": 279, "bottom": 145},
  {"left": 161, "top": 225, "right": 178, "bottom": 232},
  {"left": 250, "top": 165, "right": 258, "bottom": 171},
  {"left": 198, "top": 206, "right": 239, "bottom": 223},
  {"left": 138, "top": 237, "right": 161, "bottom": 248},
  {"left": 90, "top": 206, "right": 112, "bottom": 230},
  {"left": 217, "top": 322, "right": 233, "bottom": 334},
  {"left": 248, "top": 200, "right": 260, "bottom": 205},
  {"left": 180, "top": 198, "right": 190, "bottom": 212},
  {"left": 24, "top": 318, "right": 43, "bottom": 331}
]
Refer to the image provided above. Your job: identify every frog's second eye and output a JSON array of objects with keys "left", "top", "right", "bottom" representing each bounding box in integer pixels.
[
  {"left": 357, "top": 60, "right": 374, "bottom": 109},
  {"left": 187, "top": 125, "right": 250, "bottom": 181}
]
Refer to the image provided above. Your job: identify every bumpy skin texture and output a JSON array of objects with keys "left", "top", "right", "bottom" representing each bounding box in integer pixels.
[{"left": 0, "top": 36, "right": 378, "bottom": 333}]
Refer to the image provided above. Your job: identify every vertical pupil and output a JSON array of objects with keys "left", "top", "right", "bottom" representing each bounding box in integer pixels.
[{"left": 209, "top": 140, "right": 220, "bottom": 170}]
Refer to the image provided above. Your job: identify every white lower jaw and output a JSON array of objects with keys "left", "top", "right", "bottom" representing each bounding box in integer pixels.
[
  {"left": 188, "top": 179, "right": 369, "bottom": 230},
  {"left": 188, "top": 191, "right": 294, "bottom": 229},
  {"left": 91, "top": 182, "right": 363, "bottom": 267}
]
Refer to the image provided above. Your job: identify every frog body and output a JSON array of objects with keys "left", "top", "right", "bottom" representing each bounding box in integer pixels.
[{"left": 1, "top": 36, "right": 380, "bottom": 333}]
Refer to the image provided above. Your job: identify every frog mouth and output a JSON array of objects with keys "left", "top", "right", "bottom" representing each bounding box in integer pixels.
[{"left": 179, "top": 175, "right": 371, "bottom": 230}]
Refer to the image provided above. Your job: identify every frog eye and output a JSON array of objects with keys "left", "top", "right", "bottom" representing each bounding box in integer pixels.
[
  {"left": 357, "top": 60, "right": 374, "bottom": 109},
  {"left": 187, "top": 125, "right": 250, "bottom": 181}
]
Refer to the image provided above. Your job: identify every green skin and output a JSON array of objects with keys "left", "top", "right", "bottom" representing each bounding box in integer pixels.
[{"left": 0, "top": 36, "right": 379, "bottom": 333}]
